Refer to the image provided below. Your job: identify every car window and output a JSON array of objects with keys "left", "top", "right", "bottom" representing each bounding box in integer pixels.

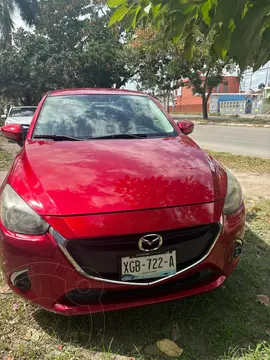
[
  {"left": 33, "top": 94, "right": 177, "bottom": 139},
  {"left": 9, "top": 108, "right": 36, "bottom": 117}
]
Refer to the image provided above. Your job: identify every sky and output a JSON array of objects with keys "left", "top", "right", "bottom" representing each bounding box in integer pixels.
[{"left": 14, "top": 9, "right": 27, "bottom": 29}]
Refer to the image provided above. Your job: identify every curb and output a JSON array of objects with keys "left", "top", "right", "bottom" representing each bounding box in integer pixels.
[
  {"left": 173, "top": 119, "right": 270, "bottom": 128},
  {"left": 191, "top": 121, "right": 270, "bottom": 128}
]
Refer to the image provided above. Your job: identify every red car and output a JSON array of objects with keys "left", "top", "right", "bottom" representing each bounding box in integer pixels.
[{"left": 0, "top": 89, "right": 245, "bottom": 315}]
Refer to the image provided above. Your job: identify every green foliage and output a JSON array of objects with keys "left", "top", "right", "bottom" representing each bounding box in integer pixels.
[
  {"left": 108, "top": 0, "right": 270, "bottom": 71},
  {"left": 0, "top": 0, "right": 131, "bottom": 105},
  {"left": 128, "top": 26, "right": 237, "bottom": 118},
  {"left": 127, "top": 28, "right": 185, "bottom": 97},
  {"left": 0, "top": 0, "right": 38, "bottom": 45}
]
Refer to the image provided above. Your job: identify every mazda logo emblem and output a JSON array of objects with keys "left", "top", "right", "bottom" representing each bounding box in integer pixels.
[{"left": 138, "top": 234, "right": 163, "bottom": 252}]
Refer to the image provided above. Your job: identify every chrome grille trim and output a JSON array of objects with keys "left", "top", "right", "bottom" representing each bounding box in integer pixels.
[{"left": 50, "top": 222, "right": 223, "bottom": 287}]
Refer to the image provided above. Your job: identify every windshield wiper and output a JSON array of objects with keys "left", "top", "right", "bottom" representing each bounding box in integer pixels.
[
  {"left": 89, "top": 133, "right": 148, "bottom": 140},
  {"left": 33, "top": 135, "right": 83, "bottom": 141}
]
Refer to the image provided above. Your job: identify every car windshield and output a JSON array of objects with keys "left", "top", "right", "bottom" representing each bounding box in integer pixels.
[
  {"left": 9, "top": 107, "right": 36, "bottom": 117},
  {"left": 33, "top": 94, "right": 177, "bottom": 139}
]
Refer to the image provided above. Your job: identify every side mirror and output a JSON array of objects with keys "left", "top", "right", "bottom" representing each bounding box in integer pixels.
[
  {"left": 177, "top": 120, "right": 194, "bottom": 135},
  {"left": 1, "top": 114, "right": 6, "bottom": 119},
  {"left": 1, "top": 124, "right": 23, "bottom": 145}
]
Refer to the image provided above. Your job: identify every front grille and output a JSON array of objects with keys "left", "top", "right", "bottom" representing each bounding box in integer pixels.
[
  {"left": 60, "top": 268, "right": 218, "bottom": 306},
  {"left": 65, "top": 223, "right": 221, "bottom": 282}
]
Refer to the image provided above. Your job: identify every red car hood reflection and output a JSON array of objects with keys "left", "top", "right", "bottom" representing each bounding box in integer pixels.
[{"left": 9, "top": 136, "right": 227, "bottom": 216}]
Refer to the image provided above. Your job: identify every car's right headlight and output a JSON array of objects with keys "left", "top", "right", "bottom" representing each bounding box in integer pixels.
[
  {"left": 0, "top": 184, "right": 49, "bottom": 235},
  {"left": 223, "top": 170, "right": 243, "bottom": 215}
]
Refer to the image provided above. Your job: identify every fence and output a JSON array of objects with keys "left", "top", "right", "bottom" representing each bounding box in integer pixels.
[{"left": 168, "top": 104, "right": 206, "bottom": 113}]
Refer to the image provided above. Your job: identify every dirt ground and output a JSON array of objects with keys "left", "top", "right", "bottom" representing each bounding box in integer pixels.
[{"left": 232, "top": 171, "right": 270, "bottom": 200}]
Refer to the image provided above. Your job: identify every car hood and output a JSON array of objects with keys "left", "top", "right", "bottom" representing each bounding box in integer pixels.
[
  {"left": 6, "top": 116, "right": 32, "bottom": 125},
  {"left": 9, "top": 136, "right": 227, "bottom": 216}
]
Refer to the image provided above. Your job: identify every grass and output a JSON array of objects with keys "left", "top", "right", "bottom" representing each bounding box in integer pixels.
[
  {"left": 246, "top": 199, "right": 270, "bottom": 236},
  {"left": 0, "top": 199, "right": 269, "bottom": 360},
  {"left": 224, "top": 343, "right": 270, "bottom": 360},
  {"left": 205, "top": 150, "right": 270, "bottom": 174},
  {"left": 0, "top": 146, "right": 14, "bottom": 170}
]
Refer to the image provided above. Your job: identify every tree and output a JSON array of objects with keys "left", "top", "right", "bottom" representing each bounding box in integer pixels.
[
  {"left": 0, "top": 0, "right": 38, "bottom": 46},
  {"left": 34, "top": 0, "right": 131, "bottom": 88},
  {"left": 127, "top": 26, "right": 236, "bottom": 118},
  {"left": 181, "top": 52, "right": 237, "bottom": 119},
  {"left": 183, "top": 67, "right": 223, "bottom": 120},
  {"left": 108, "top": 0, "right": 270, "bottom": 71},
  {"left": 0, "top": 0, "right": 131, "bottom": 105},
  {"left": 127, "top": 27, "right": 186, "bottom": 109},
  {"left": 0, "top": 29, "right": 57, "bottom": 105}
]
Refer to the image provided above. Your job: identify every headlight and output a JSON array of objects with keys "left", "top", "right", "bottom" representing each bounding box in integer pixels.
[
  {"left": 0, "top": 184, "right": 49, "bottom": 234},
  {"left": 224, "top": 170, "right": 243, "bottom": 215}
]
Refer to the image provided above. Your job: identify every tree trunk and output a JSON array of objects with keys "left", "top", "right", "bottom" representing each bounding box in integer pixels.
[
  {"left": 21, "top": 92, "right": 34, "bottom": 106},
  {"left": 163, "top": 94, "right": 166, "bottom": 108},
  {"left": 202, "top": 68, "right": 211, "bottom": 119},
  {"left": 167, "top": 92, "right": 170, "bottom": 112},
  {"left": 171, "top": 91, "right": 175, "bottom": 113},
  {"left": 202, "top": 97, "right": 208, "bottom": 119}
]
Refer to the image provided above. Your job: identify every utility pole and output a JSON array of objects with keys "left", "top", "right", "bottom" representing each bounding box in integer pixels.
[
  {"left": 265, "top": 61, "right": 270, "bottom": 87},
  {"left": 249, "top": 72, "right": 253, "bottom": 92}
]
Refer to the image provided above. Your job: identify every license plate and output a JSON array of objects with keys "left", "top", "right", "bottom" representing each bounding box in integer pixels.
[{"left": 121, "top": 251, "right": 176, "bottom": 281}]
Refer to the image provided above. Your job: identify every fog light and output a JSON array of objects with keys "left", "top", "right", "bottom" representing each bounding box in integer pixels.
[
  {"left": 11, "top": 268, "right": 31, "bottom": 292},
  {"left": 233, "top": 239, "right": 243, "bottom": 258}
]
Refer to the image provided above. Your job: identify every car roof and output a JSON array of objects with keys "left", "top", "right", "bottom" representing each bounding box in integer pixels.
[
  {"left": 10, "top": 106, "right": 37, "bottom": 108},
  {"left": 48, "top": 88, "right": 148, "bottom": 97}
]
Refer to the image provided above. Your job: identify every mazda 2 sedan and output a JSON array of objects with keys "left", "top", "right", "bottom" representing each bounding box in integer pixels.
[{"left": 0, "top": 89, "right": 245, "bottom": 315}]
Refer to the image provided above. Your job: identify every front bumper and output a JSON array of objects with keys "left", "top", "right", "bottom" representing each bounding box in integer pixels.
[{"left": 0, "top": 202, "right": 245, "bottom": 316}]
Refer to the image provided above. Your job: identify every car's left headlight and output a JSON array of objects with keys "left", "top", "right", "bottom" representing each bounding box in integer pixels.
[
  {"left": 0, "top": 184, "right": 49, "bottom": 235},
  {"left": 224, "top": 170, "right": 243, "bottom": 215}
]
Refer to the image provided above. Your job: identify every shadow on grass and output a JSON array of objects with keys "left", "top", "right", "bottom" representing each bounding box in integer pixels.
[{"left": 34, "top": 228, "right": 270, "bottom": 360}]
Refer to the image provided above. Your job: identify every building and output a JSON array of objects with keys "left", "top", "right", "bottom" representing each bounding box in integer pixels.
[
  {"left": 264, "top": 86, "right": 270, "bottom": 100},
  {"left": 209, "top": 86, "right": 270, "bottom": 115},
  {"left": 262, "top": 86, "right": 270, "bottom": 114},
  {"left": 241, "top": 61, "right": 270, "bottom": 92},
  {"left": 209, "top": 93, "right": 253, "bottom": 115},
  {"left": 171, "top": 76, "right": 240, "bottom": 113}
]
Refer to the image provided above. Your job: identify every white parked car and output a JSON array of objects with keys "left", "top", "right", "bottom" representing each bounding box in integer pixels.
[{"left": 1, "top": 106, "right": 37, "bottom": 126}]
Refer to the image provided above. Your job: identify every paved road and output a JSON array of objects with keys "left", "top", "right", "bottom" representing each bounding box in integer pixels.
[{"left": 190, "top": 125, "right": 270, "bottom": 158}]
